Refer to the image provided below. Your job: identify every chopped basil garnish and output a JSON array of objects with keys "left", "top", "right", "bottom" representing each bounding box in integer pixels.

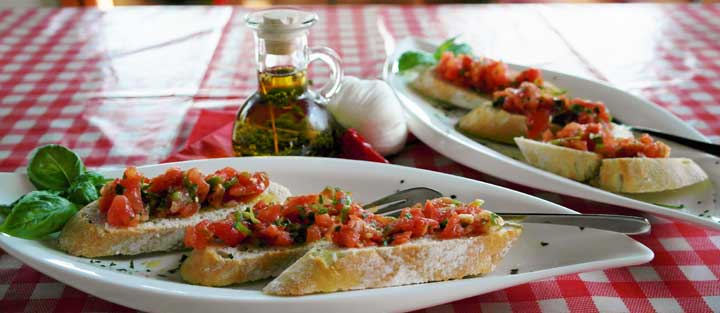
[
  {"left": 439, "top": 219, "right": 448, "bottom": 230},
  {"left": 206, "top": 176, "right": 222, "bottom": 186},
  {"left": 222, "top": 176, "right": 238, "bottom": 189},
  {"left": 234, "top": 221, "right": 252, "bottom": 236},
  {"left": 489, "top": 212, "right": 501, "bottom": 225}
]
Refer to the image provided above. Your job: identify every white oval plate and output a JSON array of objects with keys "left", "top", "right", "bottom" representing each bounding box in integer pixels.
[
  {"left": 383, "top": 37, "right": 720, "bottom": 231},
  {"left": 0, "top": 157, "right": 651, "bottom": 313}
]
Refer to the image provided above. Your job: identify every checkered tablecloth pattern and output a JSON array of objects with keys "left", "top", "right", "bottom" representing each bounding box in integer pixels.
[{"left": 1, "top": 4, "right": 720, "bottom": 313}]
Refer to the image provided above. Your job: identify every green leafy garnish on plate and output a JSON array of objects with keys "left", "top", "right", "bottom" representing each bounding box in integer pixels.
[
  {"left": 398, "top": 51, "right": 435, "bottom": 72},
  {"left": 433, "top": 36, "right": 472, "bottom": 60},
  {"left": 397, "top": 35, "right": 472, "bottom": 73},
  {"left": 67, "top": 171, "right": 108, "bottom": 206},
  {"left": 0, "top": 191, "right": 78, "bottom": 239},
  {"left": 1, "top": 144, "right": 107, "bottom": 239},
  {"left": 27, "top": 145, "right": 86, "bottom": 192}
]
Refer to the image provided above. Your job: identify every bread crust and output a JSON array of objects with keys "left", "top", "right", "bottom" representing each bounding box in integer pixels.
[
  {"left": 409, "top": 69, "right": 491, "bottom": 110},
  {"left": 57, "top": 182, "right": 291, "bottom": 258},
  {"left": 596, "top": 157, "right": 709, "bottom": 193},
  {"left": 515, "top": 137, "right": 601, "bottom": 181},
  {"left": 458, "top": 106, "right": 528, "bottom": 144},
  {"left": 263, "top": 226, "right": 522, "bottom": 296},
  {"left": 180, "top": 243, "right": 323, "bottom": 286}
]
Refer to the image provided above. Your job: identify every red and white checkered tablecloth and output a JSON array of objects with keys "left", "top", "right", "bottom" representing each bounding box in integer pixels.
[{"left": 1, "top": 4, "right": 719, "bottom": 313}]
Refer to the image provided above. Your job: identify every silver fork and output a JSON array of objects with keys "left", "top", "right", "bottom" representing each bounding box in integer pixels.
[{"left": 367, "top": 187, "right": 651, "bottom": 235}]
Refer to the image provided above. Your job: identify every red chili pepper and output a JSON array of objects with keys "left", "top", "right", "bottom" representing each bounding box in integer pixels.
[{"left": 340, "top": 129, "right": 389, "bottom": 163}]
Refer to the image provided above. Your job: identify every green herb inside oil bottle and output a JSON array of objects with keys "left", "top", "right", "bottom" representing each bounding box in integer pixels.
[{"left": 233, "top": 8, "right": 344, "bottom": 157}]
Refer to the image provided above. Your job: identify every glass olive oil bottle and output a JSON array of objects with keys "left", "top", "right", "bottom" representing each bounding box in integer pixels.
[{"left": 233, "top": 8, "right": 344, "bottom": 156}]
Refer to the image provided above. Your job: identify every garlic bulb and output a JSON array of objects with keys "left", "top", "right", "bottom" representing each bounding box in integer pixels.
[{"left": 328, "top": 76, "right": 407, "bottom": 155}]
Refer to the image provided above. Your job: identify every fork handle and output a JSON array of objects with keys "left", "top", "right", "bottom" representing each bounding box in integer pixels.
[{"left": 498, "top": 213, "right": 650, "bottom": 235}]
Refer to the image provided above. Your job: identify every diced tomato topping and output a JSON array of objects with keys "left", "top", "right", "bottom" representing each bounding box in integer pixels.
[
  {"left": 306, "top": 224, "right": 323, "bottom": 243},
  {"left": 209, "top": 220, "right": 245, "bottom": 246},
  {"left": 515, "top": 68, "right": 543, "bottom": 86},
  {"left": 184, "top": 220, "right": 213, "bottom": 250},
  {"left": 570, "top": 98, "right": 611, "bottom": 124},
  {"left": 392, "top": 231, "right": 413, "bottom": 245},
  {"left": 226, "top": 172, "right": 269, "bottom": 200},
  {"left": 107, "top": 195, "right": 138, "bottom": 227},
  {"left": 148, "top": 167, "right": 183, "bottom": 193},
  {"left": 120, "top": 167, "right": 146, "bottom": 220},
  {"left": 187, "top": 168, "right": 210, "bottom": 202},
  {"left": 176, "top": 202, "right": 200, "bottom": 218},
  {"left": 207, "top": 184, "right": 225, "bottom": 208},
  {"left": 181, "top": 186, "right": 497, "bottom": 251},
  {"left": 256, "top": 224, "right": 293, "bottom": 246},
  {"left": 439, "top": 214, "right": 463, "bottom": 239},
  {"left": 314, "top": 213, "right": 334, "bottom": 228},
  {"left": 526, "top": 109, "right": 552, "bottom": 139},
  {"left": 254, "top": 202, "right": 282, "bottom": 224},
  {"left": 333, "top": 217, "right": 364, "bottom": 248},
  {"left": 283, "top": 194, "right": 319, "bottom": 221},
  {"left": 97, "top": 166, "right": 274, "bottom": 228},
  {"left": 214, "top": 167, "right": 239, "bottom": 181},
  {"left": 549, "top": 122, "right": 670, "bottom": 159},
  {"left": 98, "top": 179, "right": 118, "bottom": 214},
  {"left": 436, "top": 52, "right": 514, "bottom": 93}
]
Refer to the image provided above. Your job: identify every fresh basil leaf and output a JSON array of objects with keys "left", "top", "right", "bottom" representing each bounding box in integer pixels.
[
  {"left": 67, "top": 180, "right": 99, "bottom": 206},
  {"left": 0, "top": 191, "right": 78, "bottom": 239},
  {"left": 1, "top": 193, "right": 29, "bottom": 217},
  {"left": 398, "top": 51, "right": 436, "bottom": 72},
  {"left": 27, "top": 145, "right": 86, "bottom": 192},
  {"left": 433, "top": 36, "right": 472, "bottom": 60},
  {"left": 66, "top": 171, "right": 108, "bottom": 205}
]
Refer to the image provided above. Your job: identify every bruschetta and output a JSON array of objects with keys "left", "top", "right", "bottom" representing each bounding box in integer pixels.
[
  {"left": 405, "top": 51, "right": 627, "bottom": 145},
  {"left": 515, "top": 122, "right": 708, "bottom": 193},
  {"left": 409, "top": 68, "right": 492, "bottom": 110},
  {"left": 458, "top": 81, "right": 620, "bottom": 143},
  {"left": 180, "top": 189, "right": 522, "bottom": 295},
  {"left": 408, "top": 52, "right": 551, "bottom": 110},
  {"left": 58, "top": 166, "right": 290, "bottom": 257}
]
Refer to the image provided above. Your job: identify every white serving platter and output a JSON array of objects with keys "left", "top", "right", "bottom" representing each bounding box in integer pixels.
[
  {"left": 0, "top": 157, "right": 652, "bottom": 313},
  {"left": 384, "top": 37, "right": 720, "bottom": 230}
]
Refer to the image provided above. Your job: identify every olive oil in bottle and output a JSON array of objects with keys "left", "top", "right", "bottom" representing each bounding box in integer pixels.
[
  {"left": 232, "top": 66, "right": 339, "bottom": 156},
  {"left": 233, "top": 8, "right": 344, "bottom": 157}
]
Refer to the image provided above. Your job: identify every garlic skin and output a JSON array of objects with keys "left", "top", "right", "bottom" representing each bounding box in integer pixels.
[{"left": 328, "top": 76, "right": 408, "bottom": 156}]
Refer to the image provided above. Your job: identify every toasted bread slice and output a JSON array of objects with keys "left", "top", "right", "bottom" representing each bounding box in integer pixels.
[
  {"left": 57, "top": 182, "right": 291, "bottom": 257},
  {"left": 458, "top": 106, "right": 528, "bottom": 144},
  {"left": 263, "top": 226, "right": 522, "bottom": 296},
  {"left": 409, "top": 69, "right": 491, "bottom": 110},
  {"left": 515, "top": 137, "right": 601, "bottom": 182},
  {"left": 180, "top": 242, "right": 327, "bottom": 286},
  {"left": 596, "top": 157, "right": 709, "bottom": 193}
]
